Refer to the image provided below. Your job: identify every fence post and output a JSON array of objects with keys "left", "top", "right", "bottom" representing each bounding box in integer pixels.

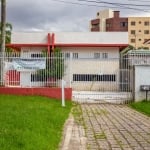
[{"left": 61, "top": 79, "right": 65, "bottom": 107}]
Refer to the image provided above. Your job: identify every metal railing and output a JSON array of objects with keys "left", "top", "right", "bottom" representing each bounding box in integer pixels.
[{"left": 0, "top": 51, "right": 150, "bottom": 92}]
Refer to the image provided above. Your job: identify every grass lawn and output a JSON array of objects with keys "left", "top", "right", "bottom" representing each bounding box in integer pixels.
[
  {"left": 0, "top": 95, "right": 72, "bottom": 150},
  {"left": 129, "top": 100, "right": 150, "bottom": 116}
]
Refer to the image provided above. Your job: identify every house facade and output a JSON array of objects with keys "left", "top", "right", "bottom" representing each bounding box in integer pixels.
[{"left": 6, "top": 32, "right": 128, "bottom": 91}]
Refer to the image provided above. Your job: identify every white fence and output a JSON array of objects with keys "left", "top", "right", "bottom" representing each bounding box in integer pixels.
[{"left": 0, "top": 51, "right": 150, "bottom": 102}]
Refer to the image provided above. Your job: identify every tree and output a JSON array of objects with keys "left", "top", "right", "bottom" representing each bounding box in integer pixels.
[{"left": 33, "top": 48, "right": 65, "bottom": 87}]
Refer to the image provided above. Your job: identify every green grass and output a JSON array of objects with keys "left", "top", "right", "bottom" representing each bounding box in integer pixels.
[
  {"left": 0, "top": 95, "right": 72, "bottom": 150},
  {"left": 129, "top": 100, "right": 150, "bottom": 116}
]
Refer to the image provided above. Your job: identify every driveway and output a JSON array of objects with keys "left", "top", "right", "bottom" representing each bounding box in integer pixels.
[{"left": 60, "top": 104, "right": 150, "bottom": 150}]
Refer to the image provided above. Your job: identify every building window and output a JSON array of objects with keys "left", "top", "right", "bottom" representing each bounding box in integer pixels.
[
  {"left": 64, "top": 53, "right": 70, "bottom": 58},
  {"left": 144, "top": 21, "right": 149, "bottom": 26},
  {"left": 102, "top": 53, "right": 108, "bottom": 59},
  {"left": 73, "top": 53, "right": 78, "bottom": 59},
  {"left": 94, "top": 53, "right": 100, "bottom": 59},
  {"left": 139, "top": 39, "right": 141, "bottom": 41},
  {"left": 120, "top": 22, "right": 128, "bottom": 27},
  {"left": 131, "top": 30, "right": 135, "bottom": 34},
  {"left": 131, "top": 39, "right": 135, "bottom": 43},
  {"left": 31, "top": 53, "right": 43, "bottom": 58},
  {"left": 139, "top": 30, "right": 141, "bottom": 32},
  {"left": 106, "top": 23, "right": 111, "bottom": 27},
  {"left": 139, "top": 21, "right": 141, "bottom": 24},
  {"left": 144, "top": 30, "right": 149, "bottom": 34},
  {"left": 73, "top": 74, "right": 116, "bottom": 82},
  {"left": 131, "top": 21, "right": 136, "bottom": 26}
]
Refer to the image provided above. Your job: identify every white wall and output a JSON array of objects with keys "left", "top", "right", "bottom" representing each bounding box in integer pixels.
[
  {"left": 134, "top": 65, "right": 150, "bottom": 101},
  {"left": 55, "top": 32, "right": 128, "bottom": 44},
  {"left": 11, "top": 32, "right": 128, "bottom": 45},
  {"left": 11, "top": 32, "right": 48, "bottom": 44}
]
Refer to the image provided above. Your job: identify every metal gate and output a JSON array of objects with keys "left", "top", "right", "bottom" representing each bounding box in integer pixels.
[{"left": 67, "top": 53, "right": 133, "bottom": 103}]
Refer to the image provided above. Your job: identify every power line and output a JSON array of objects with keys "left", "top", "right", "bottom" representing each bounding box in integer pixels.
[
  {"left": 127, "top": 0, "right": 150, "bottom": 2},
  {"left": 51, "top": 0, "right": 150, "bottom": 12},
  {"left": 50, "top": 0, "right": 130, "bottom": 9},
  {"left": 78, "top": 0, "right": 150, "bottom": 7}
]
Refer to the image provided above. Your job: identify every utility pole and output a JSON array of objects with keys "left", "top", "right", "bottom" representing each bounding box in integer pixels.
[{"left": 0, "top": 0, "right": 6, "bottom": 85}]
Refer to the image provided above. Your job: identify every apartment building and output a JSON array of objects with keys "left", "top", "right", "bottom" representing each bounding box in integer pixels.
[
  {"left": 128, "top": 17, "right": 150, "bottom": 49},
  {"left": 90, "top": 9, "right": 128, "bottom": 32},
  {"left": 90, "top": 9, "right": 150, "bottom": 49}
]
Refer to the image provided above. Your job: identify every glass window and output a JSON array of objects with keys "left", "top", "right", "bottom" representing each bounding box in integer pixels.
[
  {"left": 144, "top": 30, "right": 149, "bottom": 34},
  {"left": 120, "top": 22, "right": 128, "bottom": 27},
  {"left": 144, "top": 21, "right": 149, "bottom": 26},
  {"left": 131, "top": 21, "right": 136, "bottom": 26},
  {"left": 94, "top": 53, "right": 100, "bottom": 59},
  {"left": 73, "top": 53, "right": 78, "bottom": 59},
  {"left": 131, "top": 30, "right": 135, "bottom": 34},
  {"left": 64, "top": 53, "right": 70, "bottom": 58},
  {"left": 102, "top": 53, "right": 108, "bottom": 59},
  {"left": 131, "top": 39, "right": 135, "bottom": 43}
]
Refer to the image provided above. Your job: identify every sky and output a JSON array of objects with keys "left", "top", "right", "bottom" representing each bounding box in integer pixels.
[{"left": 3, "top": 0, "right": 150, "bottom": 32}]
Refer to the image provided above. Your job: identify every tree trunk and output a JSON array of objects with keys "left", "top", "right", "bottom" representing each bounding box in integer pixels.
[{"left": 0, "top": 0, "right": 6, "bottom": 85}]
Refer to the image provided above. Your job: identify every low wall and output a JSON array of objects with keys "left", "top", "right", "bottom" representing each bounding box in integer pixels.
[
  {"left": 134, "top": 65, "right": 150, "bottom": 101},
  {"left": 0, "top": 87, "right": 72, "bottom": 100}
]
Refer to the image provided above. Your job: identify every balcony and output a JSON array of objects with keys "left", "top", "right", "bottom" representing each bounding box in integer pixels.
[
  {"left": 91, "top": 26, "right": 100, "bottom": 32},
  {"left": 91, "top": 19, "right": 100, "bottom": 25}
]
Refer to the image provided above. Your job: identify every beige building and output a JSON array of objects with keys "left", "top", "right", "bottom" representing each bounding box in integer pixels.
[
  {"left": 90, "top": 9, "right": 114, "bottom": 31},
  {"left": 128, "top": 17, "right": 150, "bottom": 49},
  {"left": 90, "top": 9, "right": 150, "bottom": 49}
]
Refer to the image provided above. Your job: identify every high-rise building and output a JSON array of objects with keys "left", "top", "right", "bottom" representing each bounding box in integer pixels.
[
  {"left": 90, "top": 9, "right": 150, "bottom": 49},
  {"left": 90, "top": 9, "right": 128, "bottom": 32},
  {"left": 128, "top": 17, "right": 150, "bottom": 49}
]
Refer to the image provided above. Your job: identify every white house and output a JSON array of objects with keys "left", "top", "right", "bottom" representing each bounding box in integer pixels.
[{"left": 6, "top": 32, "right": 128, "bottom": 90}]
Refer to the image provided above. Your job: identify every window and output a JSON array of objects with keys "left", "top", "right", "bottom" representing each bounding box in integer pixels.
[
  {"left": 102, "top": 53, "right": 108, "bottom": 59},
  {"left": 94, "top": 53, "right": 100, "bottom": 59},
  {"left": 73, "top": 74, "right": 116, "bottom": 82},
  {"left": 139, "top": 39, "right": 141, "bottom": 41},
  {"left": 131, "top": 39, "right": 135, "bottom": 43},
  {"left": 64, "top": 53, "right": 70, "bottom": 58},
  {"left": 144, "top": 30, "right": 149, "bottom": 34},
  {"left": 120, "top": 22, "right": 128, "bottom": 27},
  {"left": 73, "top": 53, "right": 78, "bottom": 59},
  {"left": 139, "top": 21, "right": 141, "bottom": 24},
  {"left": 131, "top": 21, "right": 136, "bottom": 26},
  {"left": 31, "top": 53, "right": 43, "bottom": 58},
  {"left": 106, "top": 23, "right": 111, "bottom": 27},
  {"left": 144, "top": 21, "right": 149, "bottom": 26},
  {"left": 139, "top": 30, "right": 141, "bottom": 32},
  {"left": 131, "top": 30, "right": 135, "bottom": 34}
]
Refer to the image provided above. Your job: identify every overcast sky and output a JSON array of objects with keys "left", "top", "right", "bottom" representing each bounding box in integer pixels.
[{"left": 3, "top": 0, "right": 150, "bottom": 32}]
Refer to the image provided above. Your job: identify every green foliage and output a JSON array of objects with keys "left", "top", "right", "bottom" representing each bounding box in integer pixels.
[
  {"left": 121, "top": 44, "right": 135, "bottom": 55},
  {"left": 129, "top": 101, "right": 150, "bottom": 116},
  {"left": 37, "top": 48, "right": 64, "bottom": 80},
  {"left": 0, "top": 95, "right": 72, "bottom": 150},
  {"left": 0, "top": 22, "right": 13, "bottom": 52}
]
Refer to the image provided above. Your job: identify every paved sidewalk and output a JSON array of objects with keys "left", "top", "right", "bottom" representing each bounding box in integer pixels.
[{"left": 61, "top": 104, "right": 150, "bottom": 150}]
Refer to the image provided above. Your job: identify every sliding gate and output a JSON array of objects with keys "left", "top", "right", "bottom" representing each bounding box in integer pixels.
[{"left": 68, "top": 56, "right": 133, "bottom": 103}]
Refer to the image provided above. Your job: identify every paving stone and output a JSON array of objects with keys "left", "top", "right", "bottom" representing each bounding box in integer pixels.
[{"left": 60, "top": 103, "right": 150, "bottom": 150}]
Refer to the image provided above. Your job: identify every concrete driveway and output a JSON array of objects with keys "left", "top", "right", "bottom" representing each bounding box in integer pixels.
[{"left": 60, "top": 104, "right": 150, "bottom": 150}]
